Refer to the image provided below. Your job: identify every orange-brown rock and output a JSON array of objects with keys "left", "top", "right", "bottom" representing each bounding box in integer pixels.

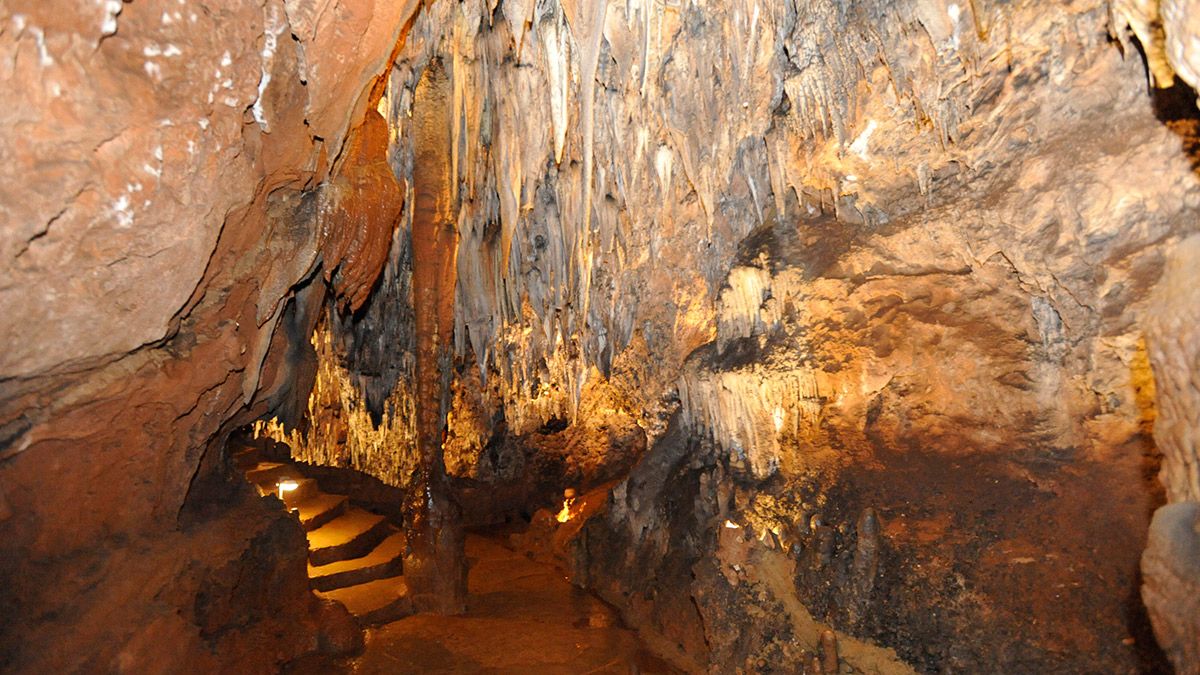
[
  {"left": 320, "top": 110, "right": 406, "bottom": 312},
  {"left": 403, "top": 60, "right": 468, "bottom": 615},
  {"left": 359, "top": 0, "right": 1200, "bottom": 672},
  {"left": 1143, "top": 235, "right": 1200, "bottom": 673},
  {"left": 0, "top": 0, "right": 417, "bottom": 670},
  {"left": 6, "top": 0, "right": 1200, "bottom": 672}
]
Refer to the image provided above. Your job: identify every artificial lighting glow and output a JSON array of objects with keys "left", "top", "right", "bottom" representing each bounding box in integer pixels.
[
  {"left": 277, "top": 480, "right": 299, "bottom": 499},
  {"left": 724, "top": 519, "right": 740, "bottom": 529},
  {"left": 556, "top": 488, "right": 577, "bottom": 523},
  {"left": 556, "top": 498, "right": 574, "bottom": 523}
]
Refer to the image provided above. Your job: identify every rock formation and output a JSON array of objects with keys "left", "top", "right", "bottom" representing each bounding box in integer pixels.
[
  {"left": 0, "top": 0, "right": 418, "bottom": 669},
  {"left": 2, "top": 0, "right": 1199, "bottom": 672},
  {"left": 1143, "top": 234, "right": 1200, "bottom": 674},
  {"left": 402, "top": 59, "right": 468, "bottom": 614}
]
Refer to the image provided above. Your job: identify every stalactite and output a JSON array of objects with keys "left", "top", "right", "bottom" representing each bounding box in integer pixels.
[
  {"left": 540, "top": 4, "right": 571, "bottom": 165},
  {"left": 679, "top": 363, "right": 823, "bottom": 479},
  {"left": 319, "top": 110, "right": 405, "bottom": 312},
  {"left": 562, "top": 0, "right": 609, "bottom": 326},
  {"left": 254, "top": 325, "right": 419, "bottom": 484},
  {"left": 504, "top": 0, "right": 537, "bottom": 53},
  {"left": 717, "top": 265, "right": 776, "bottom": 353}
]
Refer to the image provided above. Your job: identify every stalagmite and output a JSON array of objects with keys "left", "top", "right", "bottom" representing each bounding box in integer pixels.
[
  {"left": 820, "top": 629, "right": 840, "bottom": 674},
  {"left": 404, "top": 60, "right": 467, "bottom": 614}
]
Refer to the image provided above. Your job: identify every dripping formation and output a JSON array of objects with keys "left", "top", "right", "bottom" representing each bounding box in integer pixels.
[{"left": 3, "top": 0, "right": 1200, "bottom": 672}]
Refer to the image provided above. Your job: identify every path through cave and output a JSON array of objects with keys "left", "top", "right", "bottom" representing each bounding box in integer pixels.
[
  {"left": 3, "top": 1, "right": 1200, "bottom": 674},
  {"left": 233, "top": 434, "right": 678, "bottom": 673}
]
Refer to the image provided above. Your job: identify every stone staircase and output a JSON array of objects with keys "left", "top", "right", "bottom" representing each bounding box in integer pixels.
[{"left": 231, "top": 442, "right": 413, "bottom": 626}]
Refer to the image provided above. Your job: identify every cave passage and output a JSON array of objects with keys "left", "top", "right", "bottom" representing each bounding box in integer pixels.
[
  {"left": 230, "top": 435, "right": 679, "bottom": 672},
  {"left": 3, "top": 1, "right": 1200, "bottom": 674}
]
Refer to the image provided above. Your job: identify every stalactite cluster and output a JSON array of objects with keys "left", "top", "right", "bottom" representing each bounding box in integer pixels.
[
  {"left": 6, "top": 0, "right": 1200, "bottom": 671},
  {"left": 256, "top": 326, "right": 419, "bottom": 484},
  {"left": 298, "top": 0, "right": 1199, "bottom": 671},
  {"left": 345, "top": 0, "right": 1161, "bottom": 455}
]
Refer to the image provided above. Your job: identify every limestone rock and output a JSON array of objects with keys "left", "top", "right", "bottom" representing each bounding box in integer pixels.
[
  {"left": 1142, "top": 502, "right": 1200, "bottom": 674},
  {"left": 285, "top": 0, "right": 1196, "bottom": 671},
  {"left": 6, "top": 0, "right": 1200, "bottom": 672},
  {"left": 1144, "top": 235, "right": 1200, "bottom": 673},
  {"left": 0, "top": 0, "right": 417, "bottom": 669},
  {"left": 320, "top": 111, "right": 406, "bottom": 312}
]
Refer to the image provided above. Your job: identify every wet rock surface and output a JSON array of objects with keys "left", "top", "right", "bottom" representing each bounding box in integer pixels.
[{"left": 320, "top": 111, "right": 406, "bottom": 313}]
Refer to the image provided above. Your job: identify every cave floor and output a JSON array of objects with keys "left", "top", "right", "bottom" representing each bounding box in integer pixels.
[{"left": 288, "top": 534, "right": 678, "bottom": 674}]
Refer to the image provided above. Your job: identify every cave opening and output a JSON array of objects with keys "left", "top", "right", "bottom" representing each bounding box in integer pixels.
[{"left": 3, "top": 0, "right": 1200, "bottom": 673}]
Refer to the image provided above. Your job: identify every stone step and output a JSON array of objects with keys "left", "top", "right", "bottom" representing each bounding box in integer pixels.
[
  {"left": 282, "top": 478, "right": 321, "bottom": 506},
  {"left": 245, "top": 463, "right": 319, "bottom": 503},
  {"left": 318, "top": 576, "right": 413, "bottom": 626},
  {"left": 244, "top": 461, "right": 300, "bottom": 488},
  {"left": 294, "top": 493, "right": 349, "bottom": 532},
  {"left": 308, "top": 531, "right": 406, "bottom": 592},
  {"left": 307, "top": 509, "right": 391, "bottom": 566}
]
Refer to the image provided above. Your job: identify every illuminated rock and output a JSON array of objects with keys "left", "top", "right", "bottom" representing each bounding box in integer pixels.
[{"left": 4, "top": 0, "right": 1200, "bottom": 672}]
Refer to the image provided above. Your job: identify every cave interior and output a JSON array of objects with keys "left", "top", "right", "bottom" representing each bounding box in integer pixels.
[{"left": 2, "top": 0, "right": 1200, "bottom": 673}]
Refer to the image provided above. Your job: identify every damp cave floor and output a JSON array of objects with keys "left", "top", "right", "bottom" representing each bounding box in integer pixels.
[{"left": 287, "top": 534, "right": 678, "bottom": 674}]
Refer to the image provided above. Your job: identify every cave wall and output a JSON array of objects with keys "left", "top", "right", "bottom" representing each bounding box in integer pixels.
[
  {"left": 269, "top": 0, "right": 1200, "bottom": 671},
  {"left": 292, "top": 0, "right": 1198, "bottom": 481},
  {"left": 6, "top": 0, "right": 1195, "bottom": 672},
  {"left": 0, "top": 0, "right": 417, "bottom": 670},
  {"left": 1143, "top": 234, "right": 1200, "bottom": 672}
]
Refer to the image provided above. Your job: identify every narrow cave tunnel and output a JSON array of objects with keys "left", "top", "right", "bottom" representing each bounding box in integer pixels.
[{"left": 3, "top": 1, "right": 1200, "bottom": 673}]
